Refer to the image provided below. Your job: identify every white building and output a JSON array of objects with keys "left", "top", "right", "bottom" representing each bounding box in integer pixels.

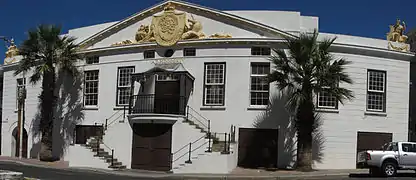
[{"left": 1, "top": 0, "right": 414, "bottom": 173}]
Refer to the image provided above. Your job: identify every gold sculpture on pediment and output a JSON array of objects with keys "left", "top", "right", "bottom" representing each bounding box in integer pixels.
[
  {"left": 387, "top": 19, "right": 408, "bottom": 43},
  {"left": 386, "top": 19, "right": 410, "bottom": 52},
  {"left": 5, "top": 39, "right": 19, "bottom": 58},
  {"left": 111, "top": 3, "right": 232, "bottom": 47}
]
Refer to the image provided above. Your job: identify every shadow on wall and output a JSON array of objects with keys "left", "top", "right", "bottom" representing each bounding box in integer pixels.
[
  {"left": 252, "top": 94, "right": 325, "bottom": 169},
  {"left": 30, "top": 70, "right": 84, "bottom": 159}
]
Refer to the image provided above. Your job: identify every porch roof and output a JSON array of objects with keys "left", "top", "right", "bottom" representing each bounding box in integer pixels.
[{"left": 131, "top": 63, "right": 195, "bottom": 81}]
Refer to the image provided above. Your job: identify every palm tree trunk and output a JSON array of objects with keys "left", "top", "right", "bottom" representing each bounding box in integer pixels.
[
  {"left": 295, "top": 95, "right": 314, "bottom": 171},
  {"left": 39, "top": 66, "right": 57, "bottom": 162}
]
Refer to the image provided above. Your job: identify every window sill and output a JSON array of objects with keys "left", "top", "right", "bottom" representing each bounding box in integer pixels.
[
  {"left": 200, "top": 106, "right": 226, "bottom": 111},
  {"left": 315, "top": 108, "right": 339, "bottom": 113},
  {"left": 113, "top": 106, "right": 128, "bottom": 111},
  {"left": 247, "top": 106, "right": 268, "bottom": 111},
  {"left": 83, "top": 106, "right": 99, "bottom": 111},
  {"left": 14, "top": 109, "right": 18, "bottom": 113},
  {"left": 364, "top": 111, "right": 387, "bottom": 117}
]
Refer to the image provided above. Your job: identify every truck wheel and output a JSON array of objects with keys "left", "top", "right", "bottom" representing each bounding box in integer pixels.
[{"left": 382, "top": 162, "right": 397, "bottom": 177}]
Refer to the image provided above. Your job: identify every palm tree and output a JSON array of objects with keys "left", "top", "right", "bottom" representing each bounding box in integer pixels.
[
  {"left": 268, "top": 30, "right": 354, "bottom": 171},
  {"left": 14, "top": 24, "right": 82, "bottom": 161},
  {"left": 406, "top": 28, "right": 416, "bottom": 52}
]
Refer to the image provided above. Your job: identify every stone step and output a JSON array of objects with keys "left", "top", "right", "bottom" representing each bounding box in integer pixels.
[
  {"left": 91, "top": 148, "right": 105, "bottom": 152},
  {"left": 108, "top": 164, "right": 126, "bottom": 169},
  {"left": 108, "top": 161, "right": 122, "bottom": 166},
  {"left": 105, "top": 158, "right": 118, "bottom": 163},
  {"left": 93, "top": 151, "right": 109, "bottom": 157}
]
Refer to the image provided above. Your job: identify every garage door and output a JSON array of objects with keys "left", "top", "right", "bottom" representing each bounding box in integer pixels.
[
  {"left": 131, "top": 123, "right": 172, "bottom": 171},
  {"left": 237, "top": 128, "right": 278, "bottom": 169},
  {"left": 357, "top": 131, "right": 392, "bottom": 153}
]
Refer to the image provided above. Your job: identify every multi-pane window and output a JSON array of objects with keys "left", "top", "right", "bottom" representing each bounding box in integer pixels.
[
  {"left": 117, "top": 67, "right": 135, "bottom": 106},
  {"left": 183, "top": 48, "right": 196, "bottom": 57},
  {"left": 250, "top": 63, "right": 270, "bottom": 106},
  {"left": 86, "top": 56, "right": 99, "bottom": 64},
  {"left": 251, "top": 47, "right": 271, "bottom": 56},
  {"left": 204, "top": 63, "right": 226, "bottom": 106},
  {"left": 16, "top": 78, "right": 26, "bottom": 108},
  {"left": 367, "top": 70, "right": 386, "bottom": 112},
  {"left": 317, "top": 89, "right": 338, "bottom": 109},
  {"left": 84, "top": 70, "right": 99, "bottom": 106},
  {"left": 144, "top": 50, "right": 155, "bottom": 59}
]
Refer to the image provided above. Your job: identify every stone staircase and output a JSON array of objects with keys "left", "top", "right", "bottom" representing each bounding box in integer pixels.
[{"left": 85, "top": 137, "right": 126, "bottom": 169}]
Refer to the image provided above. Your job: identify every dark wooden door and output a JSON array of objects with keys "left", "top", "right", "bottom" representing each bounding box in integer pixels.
[
  {"left": 237, "top": 128, "right": 278, "bottom": 169},
  {"left": 155, "top": 81, "right": 180, "bottom": 114},
  {"left": 356, "top": 131, "right": 393, "bottom": 153},
  {"left": 131, "top": 123, "right": 172, "bottom": 171},
  {"left": 12, "top": 127, "right": 28, "bottom": 158},
  {"left": 75, "top": 125, "right": 104, "bottom": 144}
]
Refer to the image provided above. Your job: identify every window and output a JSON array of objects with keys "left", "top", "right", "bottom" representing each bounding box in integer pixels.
[
  {"left": 251, "top": 47, "right": 271, "bottom": 56},
  {"left": 250, "top": 63, "right": 270, "bottom": 106},
  {"left": 16, "top": 78, "right": 26, "bottom": 108},
  {"left": 144, "top": 50, "right": 155, "bottom": 59},
  {"left": 367, "top": 70, "right": 386, "bottom": 112},
  {"left": 401, "top": 143, "right": 416, "bottom": 153},
  {"left": 184, "top": 48, "right": 196, "bottom": 57},
  {"left": 117, "top": 67, "right": 135, "bottom": 106},
  {"left": 204, "top": 63, "right": 226, "bottom": 106},
  {"left": 84, "top": 70, "right": 99, "bottom": 106},
  {"left": 317, "top": 88, "right": 338, "bottom": 109},
  {"left": 86, "top": 56, "right": 99, "bottom": 64}
]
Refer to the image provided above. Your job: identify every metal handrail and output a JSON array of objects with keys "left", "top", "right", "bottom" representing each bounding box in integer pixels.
[
  {"left": 172, "top": 134, "right": 208, "bottom": 163},
  {"left": 187, "top": 106, "right": 209, "bottom": 124},
  {"left": 95, "top": 137, "right": 116, "bottom": 166}
]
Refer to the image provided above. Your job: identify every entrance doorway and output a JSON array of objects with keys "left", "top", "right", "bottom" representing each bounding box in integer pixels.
[
  {"left": 154, "top": 80, "right": 180, "bottom": 114},
  {"left": 237, "top": 128, "right": 278, "bottom": 169},
  {"left": 12, "top": 127, "right": 28, "bottom": 158},
  {"left": 75, "top": 125, "right": 104, "bottom": 144},
  {"left": 131, "top": 123, "right": 172, "bottom": 171}
]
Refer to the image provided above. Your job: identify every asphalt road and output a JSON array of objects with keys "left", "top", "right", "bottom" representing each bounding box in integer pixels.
[
  {"left": 0, "top": 161, "right": 415, "bottom": 180},
  {"left": 0, "top": 162, "right": 149, "bottom": 180}
]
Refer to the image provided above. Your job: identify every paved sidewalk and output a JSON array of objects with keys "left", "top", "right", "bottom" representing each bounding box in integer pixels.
[{"left": 0, "top": 157, "right": 370, "bottom": 179}]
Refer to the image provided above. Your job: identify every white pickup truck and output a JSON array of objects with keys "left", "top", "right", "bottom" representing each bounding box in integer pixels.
[{"left": 357, "top": 141, "right": 416, "bottom": 177}]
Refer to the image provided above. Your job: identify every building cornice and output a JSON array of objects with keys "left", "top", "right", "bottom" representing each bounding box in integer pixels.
[{"left": 79, "top": 38, "right": 414, "bottom": 61}]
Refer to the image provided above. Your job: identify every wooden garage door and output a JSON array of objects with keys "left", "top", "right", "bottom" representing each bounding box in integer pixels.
[
  {"left": 238, "top": 128, "right": 278, "bottom": 169},
  {"left": 131, "top": 123, "right": 172, "bottom": 171},
  {"left": 357, "top": 131, "right": 393, "bottom": 153}
]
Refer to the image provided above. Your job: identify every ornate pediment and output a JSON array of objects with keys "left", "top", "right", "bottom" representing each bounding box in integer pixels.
[
  {"left": 111, "top": 3, "right": 232, "bottom": 47},
  {"left": 386, "top": 19, "right": 410, "bottom": 52}
]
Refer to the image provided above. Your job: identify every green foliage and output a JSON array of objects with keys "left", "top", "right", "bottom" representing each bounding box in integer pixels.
[
  {"left": 406, "top": 28, "right": 416, "bottom": 53},
  {"left": 267, "top": 30, "right": 354, "bottom": 170}
]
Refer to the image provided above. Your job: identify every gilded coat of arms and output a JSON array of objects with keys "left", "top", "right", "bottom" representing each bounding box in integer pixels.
[{"left": 152, "top": 4, "right": 186, "bottom": 46}]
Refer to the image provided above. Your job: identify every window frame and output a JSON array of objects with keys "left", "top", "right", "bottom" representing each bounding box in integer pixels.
[
  {"left": 316, "top": 85, "right": 339, "bottom": 109},
  {"left": 116, "top": 66, "right": 135, "bottom": 107},
  {"left": 86, "top": 56, "right": 99, "bottom": 64},
  {"left": 144, "top": 50, "right": 155, "bottom": 59},
  {"left": 203, "top": 62, "right": 226, "bottom": 106},
  {"left": 249, "top": 62, "right": 270, "bottom": 107},
  {"left": 83, "top": 70, "right": 100, "bottom": 107},
  {"left": 16, "top": 78, "right": 26, "bottom": 109},
  {"left": 366, "top": 69, "right": 387, "bottom": 112},
  {"left": 251, "top": 47, "right": 271, "bottom": 56},
  {"left": 183, "top": 48, "right": 196, "bottom": 57}
]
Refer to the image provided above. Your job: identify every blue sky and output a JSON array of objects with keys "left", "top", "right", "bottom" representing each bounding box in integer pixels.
[{"left": 0, "top": 0, "right": 414, "bottom": 61}]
